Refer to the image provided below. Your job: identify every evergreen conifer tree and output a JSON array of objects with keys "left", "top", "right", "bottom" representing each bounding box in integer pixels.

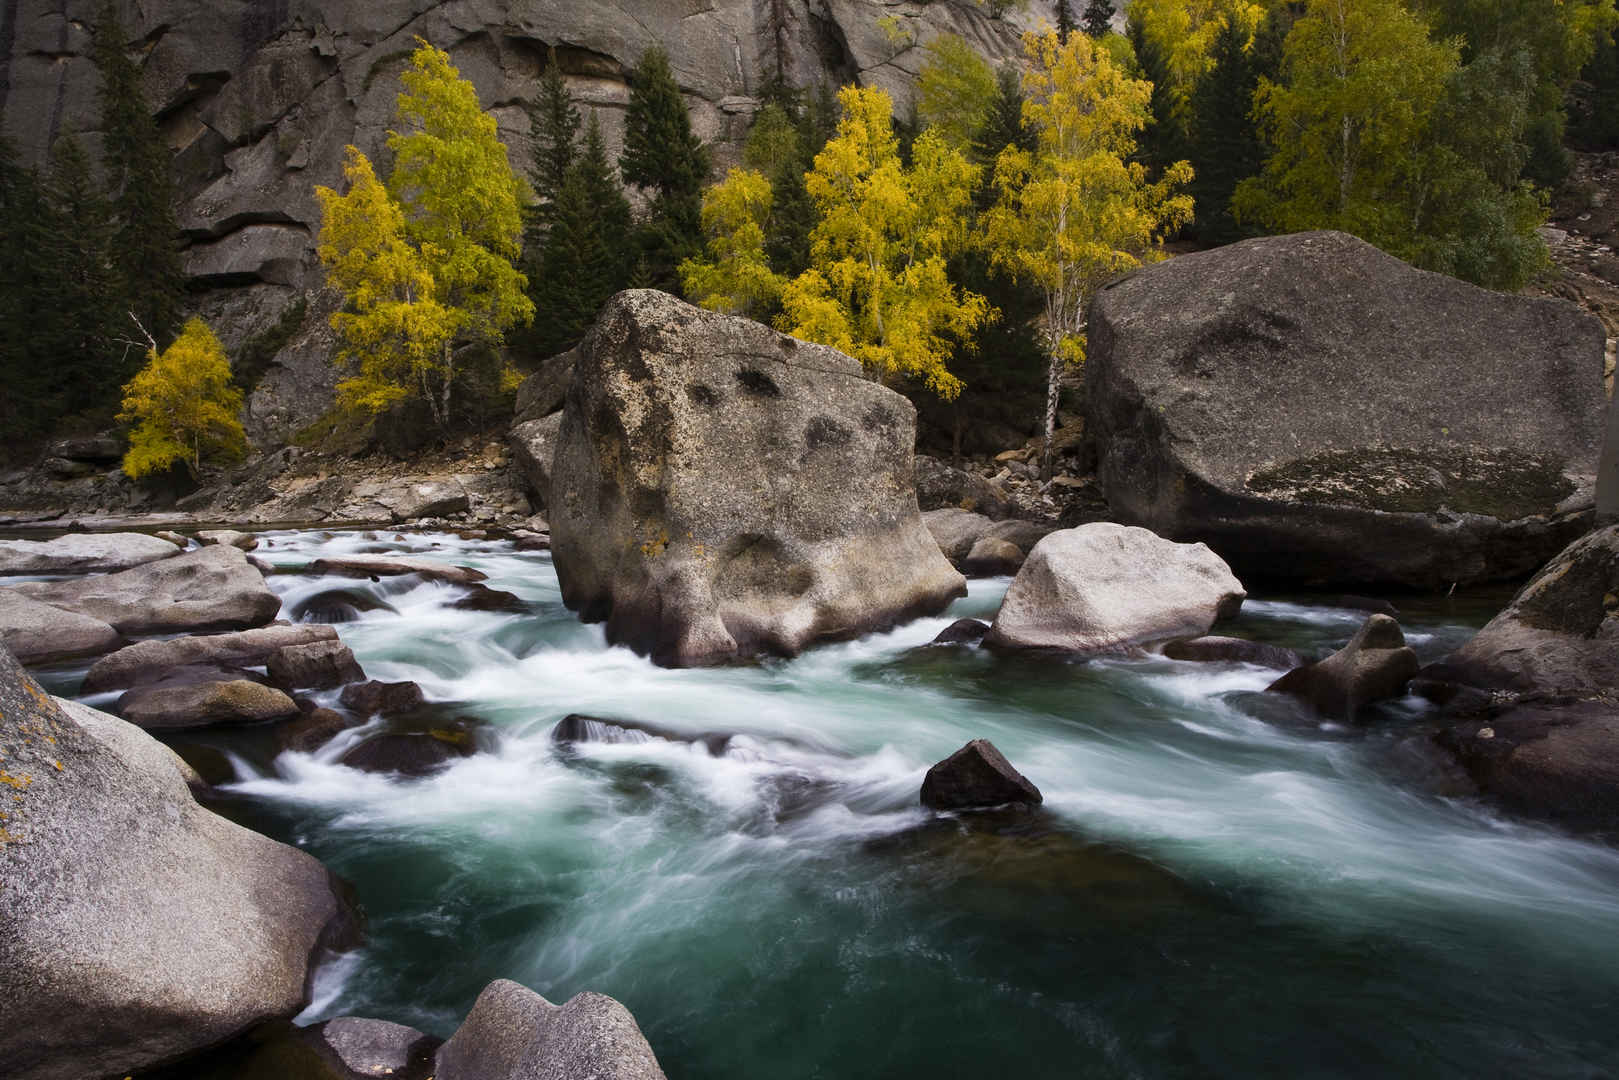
[
  {"left": 44, "top": 138, "right": 124, "bottom": 416},
  {"left": 1082, "top": 0, "right": 1115, "bottom": 38},
  {"left": 92, "top": 2, "right": 183, "bottom": 348},
  {"left": 621, "top": 46, "right": 710, "bottom": 292},
  {"left": 0, "top": 142, "right": 51, "bottom": 436},
  {"left": 1185, "top": 17, "right": 1265, "bottom": 243},
  {"left": 1126, "top": 13, "right": 1186, "bottom": 178},
  {"left": 1056, "top": 1, "right": 1076, "bottom": 39},
  {"left": 535, "top": 114, "right": 633, "bottom": 354},
  {"left": 526, "top": 56, "right": 580, "bottom": 223}
]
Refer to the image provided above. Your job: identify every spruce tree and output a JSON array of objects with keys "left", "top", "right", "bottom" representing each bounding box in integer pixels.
[
  {"left": 1127, "top": 14, "right": 1185, "bottom": 178},
  {"left": 0, "top": 142, "right": 50, "bottom": 436},
  {"left": 1056, "top": 1, "right": 1076, "bottom": 40},
  {"left": 44, "top": 139, "right": 124, "bottom": 415},
  {"left": 92, "top": 2, "right": 183, "bottom": 348},
  {"left": 536, "top": 114, "right": 632, "bottom": 354},
  {"left": 1082, "top": 0, "right": 1115, "bottom": 37},
  {"left": 526, "top": 56, "right": 580, "bottom": 221},
  {"left": 1185, "top": 17, "right": 1266, "bottom": 244},
  {"left": 621, "top": 46, "right": 710, "bottom": 293}
]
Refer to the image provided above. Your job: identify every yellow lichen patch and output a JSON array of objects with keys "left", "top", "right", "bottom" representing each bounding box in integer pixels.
[
  {"left": 0, "top": 771, "right": 32, "bottom": 791},
  {"left": 640, "top": 528, "right": 671, "bottom": 558},
  {"left": 53, "top": 761, "right": 63, "bottom": 771}
]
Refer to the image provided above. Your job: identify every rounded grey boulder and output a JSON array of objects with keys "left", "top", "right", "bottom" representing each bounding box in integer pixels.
[
  {"left": 0, "top": 531, "right": 181, "bottom": 574},
  {"left": 550, "top": 290, "right": 966, "bottom": 667},
  {"left": 434, "top": 979, "right": 666, "bottom": 1080},
  {"left": 985, "top": 523, "right": 1246, "bottom": 654},
  {"left": 0, "top": 645, "right": 357, "bottom": 1080}
]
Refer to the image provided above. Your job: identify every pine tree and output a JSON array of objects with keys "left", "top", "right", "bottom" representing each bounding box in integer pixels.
[
  {"left": 92, "top": 1, "right": 183, "bottom": 349},
  {"left": 534, "top": 114, "right": 633, "bottom": 354},
  {"left": 0, "top": 141, "right": 51, "bottom": 436},
  {"left": 526, "top": 56, "right": 580, "bottom": 223},
  {"left": 1127, "top": 13, "right": 1187, "bottom": 177},
  {"left": 621, "top": 46, "right": 710, "bottom": 292},
  {"left": 43, "top": 138, "right": 124, "bottom": 416},
  {"left": 1082, "top": 0, "right": 1115, "bottom": 37},
  {"left": 1185, "top": 16, "right": 1265, "bottom": 243},
  {"left": 1057, "top": 1, "right": 1077, "bottom": 40}
]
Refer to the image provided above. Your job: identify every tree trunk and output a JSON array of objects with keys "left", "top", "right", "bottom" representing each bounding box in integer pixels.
[{"left": 1041, "top": 346, "right": 1061, "bottom": 481}]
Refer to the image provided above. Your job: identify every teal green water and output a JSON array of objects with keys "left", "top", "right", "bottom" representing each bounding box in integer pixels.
[{"left": 74, "top": 531, "right": 1619, "bottom": 1078}]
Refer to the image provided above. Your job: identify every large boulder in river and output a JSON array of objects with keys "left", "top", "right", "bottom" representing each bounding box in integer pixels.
[
  {"left": 921, "top": 739, "right": 1043, "bottom": 810},
  {"left": 0, "top": 646, "right": 357, "bottom": 1080},
  {"left": 434, "top": 979, "right": 666, "bottom": 1080},
  {"left": 550, "top": 290, "right": 966, "bottom": 666},
  {"left": 984, "top": 524, "right": 1245, "bottom": 654},
  {"left": 0, "top": 531, "right": 180, "bottom": 574},
  {"left": 8, "top": 544, "right": 281, "bottom": 634},
  {"left": 118, "top": 674, "right": 301, "bottom": 730},
  {"left": 1085, "top": 231, "right": 1608, "bottom": 588},
  {"left": 1266, "top": 614, "right": 1420, "bottom": 722}
]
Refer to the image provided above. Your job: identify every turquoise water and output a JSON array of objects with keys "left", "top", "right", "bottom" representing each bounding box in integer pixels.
[{"left": 73, "top": 531, "right": 1619, "bottom": 1078}]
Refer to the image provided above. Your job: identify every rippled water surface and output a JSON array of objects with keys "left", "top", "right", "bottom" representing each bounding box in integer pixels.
[{"left": 69, "top": 531, "right": 1619, "bottom": 1078}]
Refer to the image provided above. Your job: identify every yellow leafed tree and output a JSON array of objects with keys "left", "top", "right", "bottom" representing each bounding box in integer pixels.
[
  {"left": 679, "top": 167, "right": 784, "bottom": 318},
  {"left": 983, "top": 29, "right": 1192, "bottom": 477},
  {"left": 315, "top": 39, "right": 532, "bottom": 431},
  {"left": 118, "top": 317, "right": 247, "bottom": 478},
  {"left": 776, "top": 85, "right": 991, "bottom": 400}
]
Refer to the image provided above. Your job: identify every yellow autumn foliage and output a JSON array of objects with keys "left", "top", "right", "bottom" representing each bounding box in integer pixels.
[{"left": 118, "top": 317, "right": 246, "bottom": 478}]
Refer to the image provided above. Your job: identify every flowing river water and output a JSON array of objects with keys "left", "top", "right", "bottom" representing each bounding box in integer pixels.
[{"left": 47, "top": 529, "right": 1619, "bottom": 1078}]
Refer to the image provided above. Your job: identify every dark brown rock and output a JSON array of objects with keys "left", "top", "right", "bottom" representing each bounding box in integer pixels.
[
  {"left": 1164, "top": 636, "right": 1304, "bottom": 671},
  {"left": 340, "top": 732, "right": 471, "bottom": 777},
  {"left": 1267, "top": 615, "right": 1419, "bottom": 722},
  {"left": 309, "top": 556, "right": 487, "bottom": 585},
  {"left": 920, "top": 738, "right": 1043, "bottom": 811},
  {"left": 118, "top": 678, "right": 301, "bottom": 731},
  {"left": 962, "top": 536, "right": 1024, "bottom": 577},
  {"left": 339, "top": 680, "right": 426, "bottom": 717},
  {"left": 931, "top": 618, "right": 990, "bottom": 645},
  {"left": 277, "top": 707, "right": 358, "bottom": 755},
  {"left": 267, "top": 640, "right": 366, "bottom": 691}
]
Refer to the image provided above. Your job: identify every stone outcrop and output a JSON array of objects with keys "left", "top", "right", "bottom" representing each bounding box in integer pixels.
[
  {"left": 920, "top": 738, "right": 1043, "bottom": 810},
  {"left": 922, "top": 507, "right": 1056, "bottom": 573},
  {"left": 550, "top": 290, "right": 966, "bottom": 666},
  {"left": 433, "top": 979, "right": 666, "bottom": 1080},
  {"left": 83, "top": 623, "right": 339, "bottom": 691},
  {"left": 511, "top": 412, "right": 564, "bottom": 511},
  {"left": 0, "top": 531, "right": 180, "bottom": 574},
  {"left": 0, "top": 645, "right": 356, "bottom": 1080},
  {"left": 1266, "top": 615, "right": 1420, "bottom": 721},
  {"left": 0, "top": 1, "right": 1035, "bottom": 442},
  {"left": 984, "top": 524, "right": 1245, "bottom": 654},
  {"left": 1086, "top": 231, "right": 1608, "bottom": 588},
  {"left": 8, "top": 544, "right": 282, "bottom": 634},
  {"left": 0, "top": 589, "right": 122, "bottom": 664}
]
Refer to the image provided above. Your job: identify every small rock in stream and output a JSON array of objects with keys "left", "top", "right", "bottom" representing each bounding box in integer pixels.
[{"left": 921, "top": 739, "right": 1043, "bottom": 811}]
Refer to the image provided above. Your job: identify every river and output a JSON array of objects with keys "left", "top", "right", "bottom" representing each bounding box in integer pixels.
[{"left": 54, "top": 529, "right": 1619, "bottom": 1078}]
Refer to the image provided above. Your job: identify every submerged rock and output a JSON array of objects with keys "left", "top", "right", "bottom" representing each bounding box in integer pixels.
[
  {"left": 0, "top": 531, "right": 180, "bottom": 574},
  {"left": 339, "top": 680, "right": 426, "bottom": 717},
  {"left": 0, "top": 645, "right": 357, "bottom": 1080},
  {"left": 340, "top": 732, "right": 474, "bottom": 777},
  {"left": 10, "top": 544, "right": 281, "bottom": 634},
  {"left": 0, "top": 588, "right": 121, "bottom": 664},
  {"left": 1086, "top": 230, "right": 1607, "bottom": 588},
  {"left": 984, "top": 524, "right": 1245, "bottom": 654},
  {"left": 277, "top": 706, "right": 358, "bottom": 755},
  {"left": 1266, "top": 615, "right": 1419, "bottom": 722},
  {"left": 1164, "top": 636, "right": 1304, "bottom": 671},
  {"left": 290, "top": 588, "right": 399, "bottom": 624},
  {"left": 433, "top": 979, "right": 666, "bottom": 1080},
  {"left": 921, "top": 738, "right": 1043, "bottom": 810},
  {"left": 83, "top": 623, "right": 339, "bottom": 692},
  {"left": 553, "top": 713, "right": 733, "bottom": 756},
  {"left": 931, "top": 618, "right": 991, "bottom": 645},
  {"left": 551, "top": 290, "right": 965, "bottom": 667}
]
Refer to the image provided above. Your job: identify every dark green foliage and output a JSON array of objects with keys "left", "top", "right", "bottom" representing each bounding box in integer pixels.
[
  {"left": 975, "top": 67, "right": 1035, "bottom": 178},
  {"left": 1082, "top": 0, "right": 1115, "bottom": 38},
  {"left": 533, "top": 115, "right": 633, "bottom": 356},
  {"left": 1570, "top": 23, "right": 1619, "bottom": 149},
  {"left": 1056, "top": 1, "right": 1076, "bottom": 39},
  {"left": 0, "top": 141, "right": 53, "bottom": 439},
  {"left": 93, "top": 1, "right": 183, "bottom": 348},
  {"left": 525, "top": 55, "right": 580, "bottom": 229},
  {"left": 1185, "top": 17, "right": 1265, "bottom": 244},
  {"left": 740, "top": 84, "right": 837, "bottom": 282},
  {"left": 621, "top": 46, "right": 710, "bottom": 292},
  {"left": 1127, "top": 14, "right": 1186, "bottom": 178}
]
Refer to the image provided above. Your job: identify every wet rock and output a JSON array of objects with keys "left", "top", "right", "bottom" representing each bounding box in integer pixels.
[
  {"left": 289, "top": 588, "right": 399, "bottom": 624},
  {"left": 267, "top": 640, "right": 366, "bottom": 691},
  {"left": 433, "top": 979, "right": 666, "bottom": 1080},
  {"left": 277, "top": 707, "right": 359, "bottom": 755},
  {"left": 451, "top": 583, "right": 531, "bottom": 613},
  {"left": 0, "top": 644, "right": 358, "bottom": 1080},
  {"left": 84, "top": 624, "right": 339, "bottom": 692},
  {"left": 1086, "top": 230, "right": 1607, "bottom": 588},
  {"left": 963, "top": 536, "right": 1025, "bottom": 577},
  {"left": 553, "top": 713, "right": 732, "bottom": 756},
  {"left": 1163, "top": 636, "right": 1304, "bottom": 671},
  {"left": 339, "top": 680, "right": 426, "bottom": 717},
  {"left": 118, "top": 677, "right": 301, "bottom": 731},
  {"left": 340, "top": 732, "right": 471, "bottom": 777},
  {"left": 10, "top": 545, "right": 282, "bottom": 635},
  {"left": 551, "top": 290, "right": 965, "bottom": 667},
  {"left": 931, "top": 618, "right": 990, "bottom": 645},
  {"left": 921, "top": 738, "right": 1044, "bottom": 811},
  {"left": 0, "top": 531, "right": 180, "bottom": 574},
  {"left": 1267, "top": 615, "right": 1420, "bottom": 722},
  {"left": 306, "top": 1016, "right": 441, "bottom": 1080},
  {"left": 0, "top": 588, "right": 122, "bottom": 664},
  {"left": 197, "top": 529, "right": 259, "bottom": 551},
  {"left": 308, "top": 555, "right": 488, "bottom": 585},
  {"left": 510, "top": 412, "right": 564, "bottom": 511},
  {"left": 984, "top": 524, "right": 1246, "bottom": 654}
]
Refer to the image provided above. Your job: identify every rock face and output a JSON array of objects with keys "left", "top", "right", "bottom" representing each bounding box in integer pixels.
[
  {"left": 920, "top": 739, "right": 1043, "bottom": 810},
  {"left": 0, "top": 589, "right": 122, "bottom": 664},
  {"left": 550, "top": 290, "right": 966, "bottom": 666},
  {"left": 984, "top": 524, "right": 1245, "bottom": 654},
  {"left": 83, "top": 623, "right": 339, "bottom": 691},
  {"left": 1085, "top": 231, "right": 1608, "bottom": 588},
  {"left": 0, "top": 645, "right": 356, "bottom": 1080},
  {"left": 9, "top": 544, "right": 282, "bottom": 634},
  {"left": 510, "top": 412, "right": 564, "bottom": 511},
  {"left": 1267, "top": 615, "right": 1420, "bottom": 722},
  {"left": 434, "top": 979, "right": 666, "bottom": 1080},
  {"left": 0, "top": 532, "right": 180, "bottom": 574},
  {"left": 306, "top": 1017, "right": 441, "bottom": 1080},
  {"left": 0, "top": 1, "right": 1034, "bottom": 441}
]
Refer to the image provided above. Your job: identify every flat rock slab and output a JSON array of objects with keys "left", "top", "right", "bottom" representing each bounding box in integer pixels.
[
  {"left": 434, "top": 979, "right": 666, "bottom": 1080},
  {"left": 83, "top": 623, "right": 339, "bottom": 692},
  {"left": 309, "top": 555, "right": 488, "bottom": 584},
  {"left": 985, "top": 523, "right": 1246, "bottom": 654},
  {"left": 0, "top": 588, "right": 121, "bottom": 664},
  {"left": 118, "top": 679, "right": 301, "bottom": 730},
  {"left": 0, "top": 644, "right": 356, "bottom": 1080},
  {"left": 11, "top": 544, "right": 281, "bottom": 635},
  {"left": 1086, "top": 230, "right": 1607, "bottom": 588},
  {"left": 921, "top": 738, "right": 1043, "bottom": 810},
  {"left": 0, "top": 532, "right": 180, "bottom": 574}
]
